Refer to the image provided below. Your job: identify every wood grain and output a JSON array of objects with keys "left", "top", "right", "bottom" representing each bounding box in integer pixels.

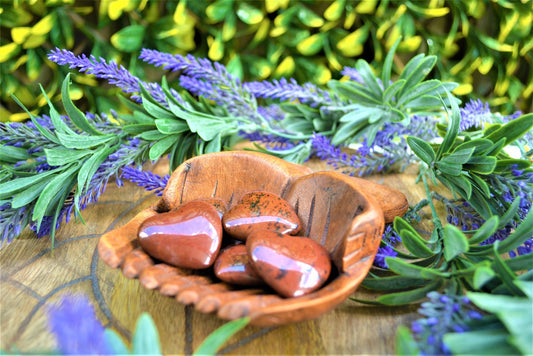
[{"left": 0, "top": 155, "right": 443, "bottom": 354}]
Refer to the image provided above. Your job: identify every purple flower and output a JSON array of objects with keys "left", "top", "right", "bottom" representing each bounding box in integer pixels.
[
  {"left": 459, "top": 99, "right": 492, "bottom": 131},
  {"left": 139, "top": 49, "right": 256, "bottom": 118},
  {"left": 373, "top": 245, "right": 397, "bottom": 269},
  {"left": 0, "top": 203, "right": 30, "bottom": 247},
  {"left": 239, "top": 131, "right": 297, "bottom": 151},
  {"left": 121, "top": 166, "right": 169, "bottom": 196},
  {"left": 341, "top": 67, "right": 365, "bottom": 84},
  {"left": 244, "top": 78, "right": 339, "bottom": 107},
  {"left": 48, "top": 48, "right": 171, "bottom": 106},
  {"left": 47, "top": 294, "right": 111, "bottom": 354},
  {"left": 411, "top": 292, "right": 484, "bottom": 355}
]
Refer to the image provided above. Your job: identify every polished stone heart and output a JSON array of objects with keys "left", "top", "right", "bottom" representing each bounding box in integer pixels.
[
  {"left": 222, "top": 191, "right": 300, "bottom": 240},
  {"left": 138, "top": 200, "right": 222, "bottom": 269},
  {"left": 214, "top": 244, "right": 264, "bottom": 286},
  {"left": 246, "top": 230, "right": 331, "bottom": 298}
]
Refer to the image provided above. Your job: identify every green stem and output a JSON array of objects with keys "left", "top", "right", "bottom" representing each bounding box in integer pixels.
[{"left": 422, "top": 173, "right": 443, "bottom": 235}]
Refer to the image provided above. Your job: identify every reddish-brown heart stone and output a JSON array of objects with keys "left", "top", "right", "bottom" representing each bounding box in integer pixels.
[
  {"left": 222, "top": 191, "right": 300, "bottom": 240},
  {"left": 246, "top": 230, "right": 331, "bottom": 298},
  {"left": 138, "top": 200, "right": 222, "bottom": 269},
  {"left": 214, "top": 244, "right": 264, "bottom": 286}
]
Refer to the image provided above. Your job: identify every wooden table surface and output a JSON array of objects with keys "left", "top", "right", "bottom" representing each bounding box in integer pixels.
[{"left": 0, "top": 155, "right": 440, "bottom": 355}]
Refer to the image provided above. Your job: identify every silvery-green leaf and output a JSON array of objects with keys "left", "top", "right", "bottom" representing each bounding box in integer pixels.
[
  {"left": 407, "top": 136, "right": 435, "bottom": 165},
  {"left": 443, "top": 224, "right": 469, "bottom": 261}
]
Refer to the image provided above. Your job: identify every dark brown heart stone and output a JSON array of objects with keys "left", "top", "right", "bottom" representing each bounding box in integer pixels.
[
  {"left": 214, "top": 244, "right": 264, "bottom": 286},
  {"left": 138, "top": 200, "right": 222, "bottom": 269},
  {"left": 222, "top": 191, "right": 300, "bottom": 240},
  {"left": 246, "top": 230, "right": 331, "bottom": 298}
]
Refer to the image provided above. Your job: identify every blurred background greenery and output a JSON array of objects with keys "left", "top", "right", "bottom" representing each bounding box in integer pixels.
[{"left": 1, "top": 0, "right": 531, "bottom": 122}]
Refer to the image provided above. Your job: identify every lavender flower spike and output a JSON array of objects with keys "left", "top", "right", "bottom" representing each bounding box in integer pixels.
[
  {"left": 243, "top": 78, "right": 339, "bottom": 107},
  {"left": 47, "top": 294, "right": 111, "bottom": 355},
  {"left": 48, "top": 48, "right": 169, "bottom": 105},
  {"left": 139, "top": 49, "right": 257, "bottom": 118},
  {"left": 121, "top": 166, "right": 169, "bottom": 196}
]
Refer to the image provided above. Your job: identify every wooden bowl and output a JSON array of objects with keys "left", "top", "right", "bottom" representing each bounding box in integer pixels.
[{"left": 98, "top": 151, "right": 408, "bottom": 326}]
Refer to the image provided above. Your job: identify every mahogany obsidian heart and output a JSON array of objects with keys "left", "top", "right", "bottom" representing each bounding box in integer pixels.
[
  {"left": 246, "top": 230, "right": 332, "bottom": 298},
  {"left": 222, "top": 191, "right": 301, "bottom": 241},
  {"left": 214, "top": 244, "right": 264, "bottom": 286},
  {"left": 138, "top": 200, "right": 223, "bottom": 269}
]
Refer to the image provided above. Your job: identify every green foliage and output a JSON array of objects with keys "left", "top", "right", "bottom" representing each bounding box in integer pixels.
[
  {"left": 443, "top": 282, "right": 533, "bottom": 355},
  {"left": 360, "top": 105, "right": 533, "bottom": 306},
  {"left": 193, "top": 317, "right": 250, "bottom": 356},
  {"left": 2, "top": 0, "right": 531, "bottom": 122}
]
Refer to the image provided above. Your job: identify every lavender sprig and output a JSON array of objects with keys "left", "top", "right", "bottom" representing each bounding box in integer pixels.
[
  {"left": 139, "top": 49, "right": 258, "bottom": 119},
  {"left": 48, "top": 48, "right": 172, "bottom": 106},
  {"left": 47, "top": 294, "right": 111, "bottom": 355},
  {"left": 243, "top": 78, "right": 340, "bottom": 107},
  {"left": 411, "top": 291, "right": 483, "bottom": 355},
  {"left": 121, "top": 166, "right": 169, "bottom": 197}
]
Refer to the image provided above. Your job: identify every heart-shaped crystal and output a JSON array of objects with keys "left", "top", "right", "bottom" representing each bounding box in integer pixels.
[
  {"left": 214, "top": 244, "right": 264, "bottom": 286},
  {"left": 222, "top": 191, "right": 300, "bottom": 240},
  {"left": 246, "top": 230, "right": 331, "bottom": 298},
  {"left": 138, "top": 200, "right": 222, "bottom": 269}
]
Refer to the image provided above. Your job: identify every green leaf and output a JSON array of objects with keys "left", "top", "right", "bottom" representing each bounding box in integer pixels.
[
  {"left": 436, "top": 161, "right": 462, "bottom": 176},
  {"left": 205, "top": 134, "right": 222, "bottom": 154},
  {"left": 155, "top": 118, "right": 189, "bottom": 134},
  {"left": 395, "top": 325, "right": 420, "bottom": 355},
  {"left": 386, "top": 258, "right": 449, "bottom": 279},
  {"left": 193, "top": 317, "right": 250, "bottom": 356},
  {"left": 492, "top": 242, "right": 524, "bottom": 296},
  {"left": 494, "top": 158, "right": 531, "bottom": 173},
  {"left": 328, "top": 81, "right": 382, "bottom": 105},
  {"left": 45, "top": 148, "right": 91, "bottom": 167},
  {"left": 469, "top": 173, "right": 491, "bottom": 198},
  {"left": 0, "top": 169, "right": 59, "bottom": 199},
  {"left": 504, "top": 253, "right": 533, "bottom": 272},
  {"left": 452, "top": 138, "right": 493, "bottom": 156},
  {"left": 407, "top": 136, "right": 435, "bottom": 165},
  {"left": 355, "top": 59, "right": 383, "bottom": 98},
  {"left": 397, "top": 80, "right": 446, "bottom": 107},
  {"left": 141, "top": 130, "right": 168, "bottom": 141},
  {"left": 331, "top": 119, "right": 367, "bottom": 145},
  {"left": 383, "top": 79, "right": 405, "bottom": 103},
  {"left": 61, "top": 73, "right": 103, "bottom": 135},
  {"left": 56, "top": 132, "right": 116, "bottom": 149},
  {"left": 441, "top": 147, "right": 474, "bottom": 165},
  {"left": 401, "top": 230, "right": 435, "bottom": 258},
  {"left": 111, "top": 25, "right": 146, "bottom": 52},
  {"left": 149, "top": 135, "right": 177, "bottom": 161},
  {"left": 362, "top": 275, "right": 431, "bottom": 290},
  {"left": 123, "top": 124, "right": 157, "bottom": 134},
  {"left": 497, "top": 196, "right": 521, "bottom": 228},
  {"left": 381, "top": 38, "right": 400, "bottom": 90},
  {"left": 398, "top": 55, "right": 437, "bottom": 99},
  {"left": 11, "top": 179, "right": 50, "bottom": 209},
  {"left": 496, "top": 206, "right": 533, "bottom": 254},
  {"left": 468, "top": 216, "right": 499, "bottom": 245},
  {"left": 132, "top": 313, "right": 162, "bottom": 355},
  {"left": 444, "top": 329, "right": 520, "bottom": 355},
  {"left": 77, "top": 145, "right": 115, "bottom": 195},
  {"left": 485, "top": 113, "right": 533, "bottom": 146},
  {"left": 0, "top": 145, "right": 31, "bottom": 163},
  {"left": 376, "top": 281, "right": 442, "bottom": 305},
  {"left": 473, "top": 263, "right": 496, "bottom": 289},
  {"left": 139, "top": 86, "right": 175, "bottom": 121},
  {"left": 32, "top": 164, "right": 79, "bottom": 229},
  {"left": 103, "top": 329, "right": 130, "bottom": 355},
  {"left": 436, "top": 90, "right": 461, "bottom": 159},
  {"left": 443, "top": 224, "right": 469, "bottom": 261},
  {"left": 464, "top": 156, "right": 497, "bottom": 174}
]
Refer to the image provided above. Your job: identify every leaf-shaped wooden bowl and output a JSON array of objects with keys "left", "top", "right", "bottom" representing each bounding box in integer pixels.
[{"left": 98, "top": 151, "right": 408, "bottom": 326}]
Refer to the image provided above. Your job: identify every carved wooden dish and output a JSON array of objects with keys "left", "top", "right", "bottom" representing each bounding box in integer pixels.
[{"left": 98, "top": 151, "right": 408, "bottom": 326}]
